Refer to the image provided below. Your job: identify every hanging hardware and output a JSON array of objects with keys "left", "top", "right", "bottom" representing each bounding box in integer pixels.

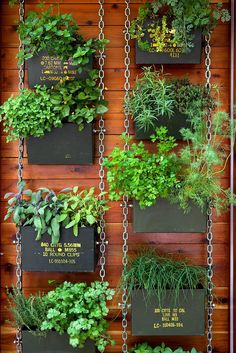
[
  {"left": 121, "top": 1, "right": 131, "bottom": 353},
  {"left": 205, "top": 33, "right": 214, "bottom": 353},
  {"left": 97, "top": 0, "right": 106, "bottom": 282}
]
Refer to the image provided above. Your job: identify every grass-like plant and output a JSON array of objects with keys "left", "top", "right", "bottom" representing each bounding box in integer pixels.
[
  {"left": 7, "top": 281, "right": 115, "bottom": 352},
  {"left": 128, "top": 67, "right": 217, "bottom": 132},
  {"left": 15, "top": 3, "right": 107, "bottom": 67},
  {"left": 130, "top": 342, "right": 202, "bottom": 353},
  {"left": 104, "top": 112, "right": 236, "bottom": 213},
  {"left": 121, "top": 249, "right": 207, "bottom": 305},
  {"left": 4, "top": 184, "right": 109, "bottom": 244},
  {"left": 130, "top": 0, "right": 230, "bottom": 53},
  {"left": 0, "top": 72, "right": 108, "bottom": 142}
]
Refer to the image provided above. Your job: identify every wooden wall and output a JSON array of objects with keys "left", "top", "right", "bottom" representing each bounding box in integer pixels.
[{"left": 0, "top": 0, "right": 232, "bottom": 352}]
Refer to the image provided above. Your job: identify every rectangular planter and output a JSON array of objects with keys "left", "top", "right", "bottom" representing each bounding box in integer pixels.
[
  {"left": 22, "top": 331, "right": 96, "bottom": 353},
  {"left": 133, "top": 199, "right": 207, "bottom": 233},
  {"left": 26, "top": 123, "right": 94, "bottom": 165},
  {"left": 131, "top": 289, "right": 205, "bottom": 336},
  {"left": 135, "top": 28, "right": 202, "bottom": 65},
  {"left": 28, "top": 50, "right": 93, "bottom": 88},
  {"left": 134, "top": 110, "right": 191, "bottom": 140},
  {"left": 21, "top": 226, "right": 98, "bottom": 272}
]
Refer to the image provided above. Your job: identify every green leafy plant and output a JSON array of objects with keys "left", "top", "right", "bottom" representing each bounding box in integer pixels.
[
  {"left": 0, "top": 72, "right": 108, "bottom": 142},
  {"left": 130, "top": 342, "right": 202, "bottom": 353},
  {"left": 130, "top": 0, "right": 230, "bottom": 53},
  {"left": 4, "top": 184, "right": 109, "bottom": 244},
  {"left": 121, "top": 249, "right": 207, "bottom": 304},
  {"left": 104, "top": 112, "right": 236, "bottom": 213},
  {"left": 7, "top": 281, "right": 115, "bottom": 352},
  {"left": 16, "top": 3, "right": 107, "bottom": 66},
  {"left": 128, "top": 67, "right": 217, "bottom": 131}
]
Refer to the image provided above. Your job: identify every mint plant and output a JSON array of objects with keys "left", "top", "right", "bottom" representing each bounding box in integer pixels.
[
  {"left": 130, "top": 342, "right": 202, "bottom": 353},
  {"left": 7, "top": 281, "right": 115, "bottom": 352},
  {"left": 0, "top": 72, "right": 108, "bottom": 142},
  {"left": 4, "top": 184, "right": 109, "bottom": 244}
]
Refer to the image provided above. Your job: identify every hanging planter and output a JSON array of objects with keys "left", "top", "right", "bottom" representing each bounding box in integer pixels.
[
  {"left": 131, "top": 289, "right": 205, "bottom": 336},
  {"left": 133, "top": 199, "right": 207, "bottom": 233},
  {"left": 129, "top": 342, "right": 201, "bottom": 353},
  {"left": 129, "top": 68, "right": 216, "bottom": 140},
  {"left": 26, "top": 123, "right": 94, "bottom": 165},
  {"left": 130, "top": 1, "right": 230, "bottom": 65},
  {"left": 21, "top": 226, "right": 98, "bottom": 272},
  {"left": 22, "top": 332, "right": 96, "bottom": 353},
  {"left": 7, "top": 281, "right": 115, "bottom": 353},
  {"left": 27, "top": 50, "right": 93, "bottom": 88}
]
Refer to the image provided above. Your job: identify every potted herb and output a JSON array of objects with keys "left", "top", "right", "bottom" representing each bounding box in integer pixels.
[
  {"left": 130, "top": 0, "right": 230, "bottom": 64},
  {"left": 4, "top": 184, "right": 109, "bottom": 272},
  {"left": 121, "top": 250, "right": 207, "bottom": 336},
  {"left": 104, "top": 112, "right": 236, "bottom": 233},
  {"left": 17, "top": 4, "right": 107, "bottom": 87},
  {"left": 128, "top": 67, "right": 217, "bottom": 139},
  {"left": 7, "top": 281, "right": 115, "bottom": 353},
  {"left": 130, "top": 342, "right": 201, "bottom": 353},
  {"left": 0, "top": 72, "right": 108, "bottom": 164}
]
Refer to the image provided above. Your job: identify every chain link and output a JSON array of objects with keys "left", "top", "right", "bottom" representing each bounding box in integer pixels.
[
  {"left": 121, "top": 1, "right": 131, "bottom": 352},
  {"left": 205, "top": 33, "right": 214, "bottom": 353},
  {"left": 97, "top": 0, "right": 106, "bottom": 282}
]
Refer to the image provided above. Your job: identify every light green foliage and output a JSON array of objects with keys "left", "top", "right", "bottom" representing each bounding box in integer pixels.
[
  {"left": 130, "top": 342, "right": 202, "bottom": 353},
  {"left": 7, "top": 281, "right": 115, "bottom": 352},
  {"left": 130, "top": 0, "right": 230, "bottom": 53},
  {"left": 4, "top": 183, "right": 109, "bottom": 244},
  {"left": 16, "top": 4, "right": 108, "bottom": 66},
  {"left": 128, "top": 67, "right": 217, "bottom": 131},
  {"left": 8, "top": 0, "right": 17, "bottom": 7},
  {"left": 104, "top": 127, "right": 179, "bottom": 208},
  {"left": 104, "top": 113, "right": 236, "bottom": 214},
  {"left": 122, "top": 249, "right": 207, "bottom": 304},
  {"left": 0, "top": 72, "right": 108, "bottom": 141}
]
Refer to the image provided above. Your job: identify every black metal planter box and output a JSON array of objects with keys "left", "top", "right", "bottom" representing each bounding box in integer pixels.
[
  {"left": 135, "top": 28, "right": 202, "bottom": 65},
  {"left": 131, "top": 289, "right": 205, "bottom": 336},
  {"left": 22, "top": 331, "right": 96, "bottom": 353},
  {"left": 134, "top": 110, "right": 191, "bottom": 140},
  {"left": 26, "top": 123, "right": 94, "bottom": 165},
  {"left": 133, "top": 199, "right": 207, "bottom": 233},
  {"left": 27, "top": 50, "right": 93, "bottom": 88},
  {"left": 21, "top": 226, "right": 98, "bottom": 272}
]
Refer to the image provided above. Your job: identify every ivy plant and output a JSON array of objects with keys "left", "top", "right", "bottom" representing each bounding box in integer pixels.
[
  {"left": 0, "top": 71, "right": 108, "bottom": 142},
  {"left": 130, "top": 342, "right": 202, "bottom": 353},
  {"left": 7, "top": 281, "right": 115, "bottom": 352},
  {"left": 4, "top": 184, "right": 109, "bottom": 244},
  {"left": 130, "top": 0, "right": 230, "bottom": 53},
  {"left": 104, "top": 112, "right": 236, "bottom": 213},
  {"left": 128, "top": 67, "right": 217, "bottom": 131},
  {"left": 121, "top": 249, "right": 207, "bottom": 305},
  {"left": 16, "top": 3, "right": 108, "bottom": 67}
]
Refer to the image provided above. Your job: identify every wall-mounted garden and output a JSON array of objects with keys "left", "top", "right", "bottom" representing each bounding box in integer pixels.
[
  {"left": 7, "top": 281, "right": 115, "bottom": 352},
  {"left": 130, "top": 0, "right": 230, "bottom": 64},
  {"left": 104, "top": 112, "right": 235, "bottom": 233},
  {"left": 121, "top": 250, "right": 207, "bottom": 336},
  {"left": 4, "top": 185, "right": 108, "bottom": 272}
]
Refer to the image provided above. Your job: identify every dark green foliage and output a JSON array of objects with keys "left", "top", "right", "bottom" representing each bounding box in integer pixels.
[
  {"left": 104, "top": 113, "right": 236, "bottom": 214},
  {"left": 4, "top": 184, "right": 109, "bottom": 244},
  {"left": 121, "top": 249, "right": 207, "bottom": 304},
  {"left": 7, "top": 281, "right": 115, "bottom": 352},
  {"left": 130, "top": 342, "right": 202, "bottom": 353},
  {"left": 130, "top": 0, "right": 230, "bottom": 53},
  {"left": 0, "top": 72, "right": 108, "bottom": 141},
  {"left": 16, "top": 4, "right": 107, "bottom": 66},
  {"left": 128, "top": 67, "right": 217, "bottom": 131}
]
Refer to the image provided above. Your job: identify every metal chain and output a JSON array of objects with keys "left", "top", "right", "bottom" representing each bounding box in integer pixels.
[
  {"left": 121, "top": 1, "right": 131, "bottom": 353},
  {"left": 14, "top": 1, "right": 25, "bottom": 352},
  {"left": 205, "top": 33, "right": 214, "bottom": 353},
  {"left": 97, "top": 0, "right": 106, "bottom": 282}
]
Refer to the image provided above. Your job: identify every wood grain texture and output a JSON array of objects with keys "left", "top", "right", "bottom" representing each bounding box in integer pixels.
[{"left": 0, "top": 0, "right": 231, "bottom": 352}]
